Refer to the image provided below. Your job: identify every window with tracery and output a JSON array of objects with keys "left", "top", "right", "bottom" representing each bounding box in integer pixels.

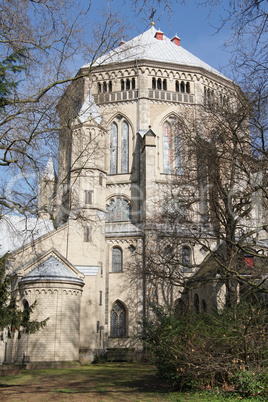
[
  {"left": 162, "top": 119, "right": 183, "bottom": 174},
  {"left": 112, "top": 247, "right": 122, "bottom": 272},
  {"left": 121, "top": 121, "right": 129, "bottom": 173},
  {"left": 106, "top": 197, "right": 132, "bottom": 222},
  {"left": 110, "top": 123, "right": 118, "bottom": 174},
  {"left": 110, "top": 300, "right": 126, "bottom": 337},
  {"left": 109, "top": 119, "right": 129, "bottom": 174}
]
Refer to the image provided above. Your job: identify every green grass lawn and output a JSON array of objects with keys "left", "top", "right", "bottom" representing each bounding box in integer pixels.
[{"left": 0, "top": 363, "right": 265, "bottom": 401}]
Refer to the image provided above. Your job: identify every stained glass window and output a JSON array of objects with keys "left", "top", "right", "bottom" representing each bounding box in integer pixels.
[
  {"left": 112, "top": 247, "right": 122, "bottom": 272},
  {"left": 163, "top": 123, "right": 172, "bottom": 174},
  {"left": 110, "top": 123, "right": 118, "bottom": 174},
  {"left": 110, "top": 301, "right": 126, "bottom": 337},
  {"left": 106, "top": 198, "right": 131, "bottom": 222},
  {"left": 174, "top": 126, "right": 184, "bottom": 175},
  {"left": 121, "top": 121, "right": 129, "bottom": 173}
]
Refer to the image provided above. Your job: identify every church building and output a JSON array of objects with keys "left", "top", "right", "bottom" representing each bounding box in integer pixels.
[{"left": 2, "top": 25, "right": 240, "bottom": 365}]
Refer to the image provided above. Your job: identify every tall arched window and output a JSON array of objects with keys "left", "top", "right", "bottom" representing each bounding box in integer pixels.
[
  {"left": 182, "top": 246, "right": 191, "bottom": 272},
  {"left": 162, "top": 119, "right": 184, "bottom": 175},
  {"left": 194, "top": 293, "right": 199, "bottom": 313},
  {"left": 109, "top": 119, "right": 130, "bottom": 174},
  {"left": 112, "top": 247, "right": 122, "bottom": 272},
  {"left": 201, "top": 299, "right": 207, "bottom": 313},
  {"left": 110, "top": 300, "right": 126, "bottom": 337},
  {"left": 110, "top": 123, "right": 118, "bottom": 174},
  {"left": 174, "top": 125, "right": 183, "bottom": 174},
  {"left": 121, "top": 121, "right": 129, "bottom": 173},
  {"left": 163, "top": 122, "right": 172, "bottom": 174}
]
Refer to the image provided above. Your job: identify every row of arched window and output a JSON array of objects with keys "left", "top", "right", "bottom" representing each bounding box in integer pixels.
[
  {"left": 109, "top": 294, "right": 207, "bottom": 338},
  {"left": 111, "top": 245, "right": 191, "bottom": 273},
  {"left": 109, "top": 118, "right": 184, "bottom": 175},
  {"left": 194, "top": 293, "right": 207, "bottom": 313},
  {"left": 204, "top": 86, "right": 229, "bottom": 106},
  {"left": 97, "top": 78, "right": 136, "bottom": 94},
  {"left": 175, "top": 80, "right": 190, "bottom": 93},
  {"left": 121, "top": 78, "right": 136, "bottom": 91},
  {"left": 98, "top": 81, "right": 113, "bottom": 93},
  {"left": 152, "top": 78, "right": 191, "bottom": 93}
]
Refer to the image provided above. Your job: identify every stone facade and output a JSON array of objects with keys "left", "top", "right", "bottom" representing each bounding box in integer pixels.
[{"left": 3, "top": 26, "right": 252, "bottom": 365}]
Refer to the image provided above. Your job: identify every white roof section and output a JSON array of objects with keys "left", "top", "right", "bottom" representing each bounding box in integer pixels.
[
  {"left": 0, "top": 215, "right": 54, "bottom": 256},
  {"left": 75, "top": 265, "right": 100, "bottom": 276},
  {"left": 78, "top": 87, "right": 102, "bottom": 124},
  {"left": 85, "top": 26, "right": 228, "bottom": 80}
]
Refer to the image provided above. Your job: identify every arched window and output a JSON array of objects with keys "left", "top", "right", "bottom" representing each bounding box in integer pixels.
[
  {"left": 157, "top": 78, "right": 162, "bottom": 90},
  {"left": 112, "top": 247, "right": 122, "bottom": 272},
  {"left": 174, "top": 125, "right": 184, "bottom": 174},
  {"left": 106, "top": 197, "right": 132, "bottom": 222},
  {"left": 163, "top": 79, "right": 167, "bottom": 90},
  {"left": 97, "top": 83, "right": 101, "bottom": 94},
  {"left": 162, "top": 119, "right": 184, "bottom": 175},
  {"left": 109, "top": 119, "right": 130, "bottom": 174},
  {"left": 180, "top": 81, "right": 185, "bottom": 93},
  {"left": 194, "top": 293, "right": 199, "bottom": 313},
  {"left": 201, "top": 299, "right": 207, "bottom": 313},
  {"left": 163, "top": 122, "right": 172, "bottom": 174},
  {"left": 121, "top": 121, "right": 129, "bottom": 173},
  {"left": 121, "top": 79, "right": 125, "bottom": 91},
  {"left": 186, "top": 82, "right": 190, "bottom": 93},
  {"left": 110, "top": 123, "right": 118, "bottom": 174},
  {"left": 103, "top": 81, "right": 107, "bottom": 92},
  {"left": 22, "top": 299, "right": 30, "bottom": 324},
  {"left": 132, "top": 78, "right": 135, "bottom": 89},
  {"left": 126, "top": 79, "right": 130, "bottom": 90},
  {"left": 175, "top": 80, "right": 180, "bottom": 92},
  {"left": 108, "top": 80, "right": 112, "bottom": 92},
  {"left": 110, "top": 300, "right": 126, "bottom": 337},
  {"left": 182, "top": 246, "right": 191, "bottom": 272},
  {"left": 152, "top": 77, "right": 156, "bottom": 89}
]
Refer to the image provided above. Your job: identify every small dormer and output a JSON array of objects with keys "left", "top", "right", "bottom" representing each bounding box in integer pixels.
[
  {"left": 171, "top": 35, "right": 181, "bottom": 47},
  {"left": 155, "top": 29, "right": 164, "bottom": 41}
]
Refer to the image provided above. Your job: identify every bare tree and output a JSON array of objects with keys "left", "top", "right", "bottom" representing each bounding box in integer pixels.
[
  {"left": 130, "top": 89, "right": 267, "bottom": 311},
  {"left": 0, "top": 0, "right": 129, "bottom": 218}
]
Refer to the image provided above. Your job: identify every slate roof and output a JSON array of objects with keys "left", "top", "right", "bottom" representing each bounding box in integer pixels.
[
  {"left": 84, "top": 26, "right": 228, "bottom": 80},
  {"left": 20, "top": 255, "right": 84, "bottom": 283}
]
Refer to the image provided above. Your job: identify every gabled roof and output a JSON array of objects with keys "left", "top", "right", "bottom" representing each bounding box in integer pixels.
[
  {"left": 85, "top": 26, "right": 228, "bottom": 80},
  {"left": 20, "top": 255, "right": 84, "bottom": 284}
]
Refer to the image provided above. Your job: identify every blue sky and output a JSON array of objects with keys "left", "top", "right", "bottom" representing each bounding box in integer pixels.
[{"left": 81, "top": 0, "right": 232, "bottom": 77}]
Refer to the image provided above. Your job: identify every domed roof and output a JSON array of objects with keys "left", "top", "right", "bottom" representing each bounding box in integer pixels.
[
  {"left": 85, "top": 26, "right": 228, "bottom": 80},
  {"left": 20, "top": 255, "right": 84, "bottom": 284}
]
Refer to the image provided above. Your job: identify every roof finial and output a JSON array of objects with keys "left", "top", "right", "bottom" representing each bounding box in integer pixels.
[
  {"left": 151, "top": 21, "right": 155, "bottom": 26},
  {"left": 149, "top": 8, "right": 156, "bottom": 26}
]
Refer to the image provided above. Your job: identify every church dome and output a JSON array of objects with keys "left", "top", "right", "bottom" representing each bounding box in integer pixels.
[{"left": 84, "top": 26, "right": 228, "bottom": 80}]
